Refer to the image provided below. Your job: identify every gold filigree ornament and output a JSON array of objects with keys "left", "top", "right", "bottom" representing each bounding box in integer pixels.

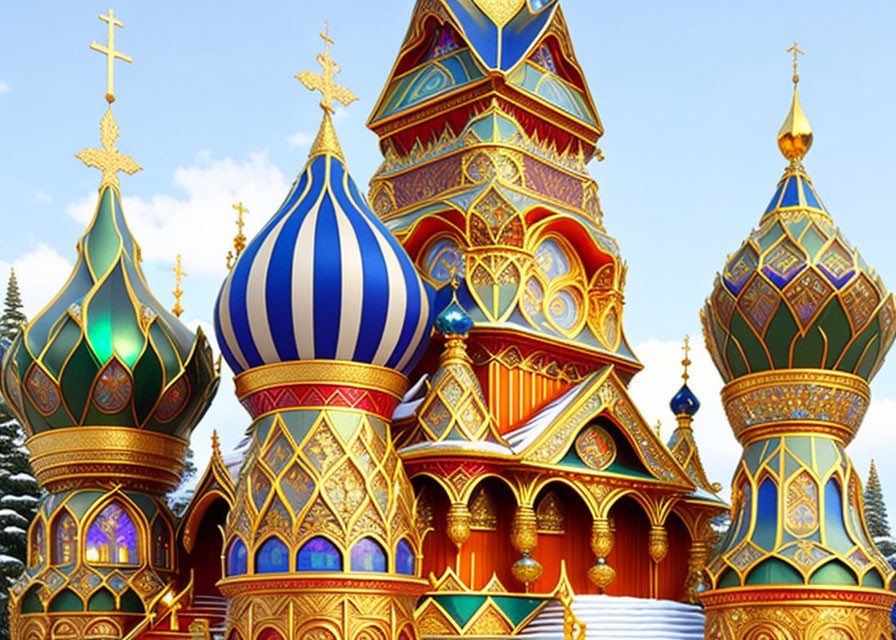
[
  {"left": 75, "top": 107, "right": 142, "bottom": 189},
  {"left": 471, "top": 0, "right": 526, "bottom": 27}
]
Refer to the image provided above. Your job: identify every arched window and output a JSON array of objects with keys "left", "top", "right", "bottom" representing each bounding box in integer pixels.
[
  {"left": 29, "top": 519, "right": 45, "bottom": 568},
  {"left": 296, "top": 537, "right": 341, "bottom": 571},
  {"left": 257, "top": 629, "right": 285, "bottom": 640},
  {"left": 151, "top": 516, "right": 171, "bottom": 569},
  {"left": 85, "top": 502, "right": 138, "bottom": 565},
  {"left": 255, "top": 537, "right": 289, "bottom": 573},
  {"left": 350, "top": 538, "right": 386, "bottom": 572},
  {"left": 226, "top": 537, "right": 247, "bottom": 576},
  {"left": 52, "top": 510, "right": 77, "bottom": 566},
  {"left": 395, "top": 539, "right": 415, "bottom": 575}
]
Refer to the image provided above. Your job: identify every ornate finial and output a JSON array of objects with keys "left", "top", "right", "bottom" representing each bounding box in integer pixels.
[
  {"left": 75, "top": 108, "right": 142, "bottom": 189},
  {"left": 778, "top": 42, "right": 813, "bottom": 164},
  {"left": 90, "top": 9, "right": 133, "bottom": 104},
  {"left": 296, "top": 23, "right": 358, "bottom": 160},
  {"left": 226, "top": 201, "right": 250, "bottom": 269},
  {"left": 296, "top": 23, "right": 358, "bottom": 115},
  {"left": 786, "top": 40, "right": 804, "bottom": 85},
  {"left": 212, "top": 429, "right": 221, "bottom": 458},
  {"left": 171, "top": 254, "right": 187, "bottom": 318},
  {"left": 681, "top": 334, "right": 692, "bottom": 383}
]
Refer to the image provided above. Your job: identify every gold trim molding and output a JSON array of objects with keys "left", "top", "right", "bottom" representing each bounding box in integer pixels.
[
  {"left": 234, "top": 359, "right": 409, "bottom": 400},
  {"left": 721, "top": 369, "right": 870, "bottom": 445},
  {"left": 27, "top": 427, "right": 188, "bottom": 493}
]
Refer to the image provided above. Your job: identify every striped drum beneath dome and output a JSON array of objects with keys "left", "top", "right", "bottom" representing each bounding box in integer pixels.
[{"left": 215, "top": 152, "right": 433, "bottom": 375}]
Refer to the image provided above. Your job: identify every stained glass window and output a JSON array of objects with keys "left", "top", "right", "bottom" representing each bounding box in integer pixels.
[
  {"left": 226, "top": 537, "right": 247, "bottom": 576},
  {"left": 350, "top": 538, "right": 386, "bottom": 572},
  {"left": 423, "top": 237, "right": 465, "bottom": 284},
  {"left": 256, "top": 537, "right": 289, "bottom": 573},
  {"left": 531, "top": 43, "right": 556, "bottom": 72},
  {"left": 151, "top": 517, "right": 171, "bottom": 569},
  {"left": 85, "top": 502, "right": 138, "bottom": 565},
  {"left": 423, "top": 27, "right": 460, "bottom": 62},
  {"left": 52, "top": 510, "right": 77, "bottom": 566},
  {"left": 297, "top": 537, "right": 342, "bottom": 572},
  {"left": 395, "top": 539, "right": 415, "bottom": 575},
  {"left": 535, "top": 239, "right": 571, "bottom": 280},
  {"left": 29, "top": 519, "right": 45, "bottom": 568}
]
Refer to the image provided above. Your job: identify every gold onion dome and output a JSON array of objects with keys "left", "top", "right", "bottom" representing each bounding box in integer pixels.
[
  {"left": 701, "top": 80, "right": 896, "bottom": 385},
  {"left": 0, "top": 108, "right": 219, "bottom": 440}
]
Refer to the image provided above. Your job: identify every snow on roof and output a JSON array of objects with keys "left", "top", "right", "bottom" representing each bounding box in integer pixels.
[{"left": 503, "top": 382, "right": 585, "bottom": 454}]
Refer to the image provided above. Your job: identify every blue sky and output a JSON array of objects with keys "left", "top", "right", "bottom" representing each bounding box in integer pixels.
[{"left": 2, "top": 1, "right": 896, "bottom": 511}]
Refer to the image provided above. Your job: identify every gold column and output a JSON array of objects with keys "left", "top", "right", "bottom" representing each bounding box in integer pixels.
[
  {"left": 647, "top": 524, "right": 668, "bottom": 564},
  {"left": 510, "top": 504, "right": 542, "bottom": 588},
  {"left": 587, "top": 517, "right": 616, "bottom": 591},
  {"left": 685, "top": 536, "right": 711, "bottom": 604}
]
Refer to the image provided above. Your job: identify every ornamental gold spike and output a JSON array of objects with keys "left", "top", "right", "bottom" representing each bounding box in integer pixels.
[
  {"left": 296, "top": 23, "right": 358, "bottom": 160},
  {"left": 171, "top": 254, "right": 187, "bottom": 318},
  {"left": 681, "top": 334, "right": 691, "bottom": 383},
  {"left": 778, "top": 42, "right": 812, "bottom": 164},
  {"left": 226, "top": 201, "right": 250, "bottom": 270}
]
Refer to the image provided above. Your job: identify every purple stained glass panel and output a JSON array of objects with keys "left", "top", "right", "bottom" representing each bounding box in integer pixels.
[
  {"left": 227, "top": 538, "right": 248, "bottom": 576},
  {"left": 350, "top": 537, "right": 386, "bottom": 572},
  {"left": 395, "top": 539, "right": 415, "bottom": 575},
  {"left": 85, "top": 502, "right": 138, "bottom": 565},
  {"left": 256, "top": 537, "right": 289, "bottom": 573},
  {"left": 297, "top": 536, "right": 341, "bottom": 571}
]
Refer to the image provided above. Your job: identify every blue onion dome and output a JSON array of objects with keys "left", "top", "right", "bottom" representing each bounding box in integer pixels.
[
  {"left": 214, "top": 111, "right": 434, "bottom": 376},
  {"left": 702, "top": 84, "right": 895, "bottom": 383},
  {"left": 0, "top": 113, "right": 219, "bottom": 438},
  {"left": 670, "top": 384, "right": 700, "bottom": 417},
  {"left": 434, "top": 291, "right": 473, "bottom": 337}
]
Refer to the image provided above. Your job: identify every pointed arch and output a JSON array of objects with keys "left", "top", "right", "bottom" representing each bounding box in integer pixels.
[
  {"left": 28, "top": 516, "right": 45, "bottom": 569},
  {"left": 151, "top": 514, "right": 172, "bottom": 569},
  {"left": 350, "top": 537, "right": 387, "bottom": 572},
  {"left": 255, "top": 536, "right": 289, "bottom": 573},
  {"left": 296, "top": 536, "right": 342, "bottom": 572},
  {"left": 395, "top": 538, "right": 415, "bottom": 575},
  {"left": 226, "top": 536, "right": 248, "bottom": 576},
  {"left": 84, "top": 500, "right": 140, "bottom": 565},
  {"left": 51, "top": 507, "right": 77, "bottom": 566}
]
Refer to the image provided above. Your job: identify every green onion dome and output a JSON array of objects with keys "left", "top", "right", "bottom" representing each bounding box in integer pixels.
[
  {"left": 702, "top": 87, "right": 895, "bottom": 383},
  {"left": 1, "top": 183, "right": 218, "bottom": 438}
]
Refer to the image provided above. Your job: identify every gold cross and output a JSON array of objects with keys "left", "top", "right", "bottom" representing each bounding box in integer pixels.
[
  {"left": 226, "top": 201, "right": 250, "bottom": 270},
  {"left": 786, "top": 41, "right": 804, "bottom": 85},
  {"left": 681, "top": 334, "right": 692, "bottom": 383},
  {"left": 295, "top": 23, "right": 358, "bottom": 114},
  {"left": 171, "top": 254, "right": 187, "bottom": 318},
  {"left": 90, "top": 9, "right": 133, "bottom": 104},
  {"left": 76, "top": 107, "right": 142, "bottom": 188}
]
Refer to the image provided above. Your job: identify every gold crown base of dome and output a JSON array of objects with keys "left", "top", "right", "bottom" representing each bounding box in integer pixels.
[
  {"left": 721, "top": 369, "right": 870, "bottom": 446},
  {"left": 234, "top": 359, "right": 410, "bottom": 401},
  {"left": 26, "top": 427, "right": 188, "bottom": 493},
  {"left": 702, "top": 587, "right": 895, "bottom": 640}
]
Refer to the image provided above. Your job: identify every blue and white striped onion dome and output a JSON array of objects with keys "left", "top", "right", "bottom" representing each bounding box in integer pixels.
[{"left": 214, "top": 124, "right": 434, "bottom": 376}]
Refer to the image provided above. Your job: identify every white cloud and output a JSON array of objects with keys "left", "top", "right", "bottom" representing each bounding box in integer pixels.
[
  {"left": 0, "top": 81, "right": 8, "bottom": 95},
  {"left": 67, "top": 152, "right": 290, "bottom": 277},
  {"left": 288, "top": 131, "right": 314, "bottom": 149},
  {"left": 33, "top": 191, "right": 52, "bottom": 204},
  {"left": 0, "top": 244, "right": 73, "bottom": 318},
  {"left": 629, "top": 338, "right": 896, "bottom": 513}
]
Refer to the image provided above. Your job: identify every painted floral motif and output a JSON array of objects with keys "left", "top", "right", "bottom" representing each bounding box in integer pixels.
[
  {"left": 783, "top": 269, "right": 833, "bottom": 328},
  {"left": 738, "top": 276, "right": 778, "bottom": 332},
  {"left": 93, "top": 360, "right": 133, "bottom": 413},
  {"left": 574, "top": 424, "right": 616, "bottom": 470},
  {"left": 25, "top": 365, "right": 60, "bottom": 414},
  {"left": 155, "top": 377, "right": 189, "bottom": 422}
]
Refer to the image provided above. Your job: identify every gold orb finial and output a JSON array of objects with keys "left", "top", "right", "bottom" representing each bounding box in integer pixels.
[
  {"left": 681, "top": 334, "right": 692, "bottom": 383},
  {"left": 777, "top": 42, "right": 813, "bottom": 164}
]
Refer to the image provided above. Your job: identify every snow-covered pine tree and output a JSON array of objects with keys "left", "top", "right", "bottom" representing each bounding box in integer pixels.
[
  {"left": 0, "top": 269, "right": 40, "bottom": 639},
  {"left": 865, "top": 459, "right": 896, "bottom": 558},
  {"left": 168, "top": 447, "right": 199, "bottom": 517}
]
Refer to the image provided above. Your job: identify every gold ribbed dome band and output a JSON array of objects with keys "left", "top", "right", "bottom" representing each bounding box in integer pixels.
[
  {"left": 234, "top": 360, "right": 409, "bottom": 401},
  {"left": 721, "top": 369, "right": 869, "bottom": 446},
  {"left": 27, "top": 427, "right": 188, "bottom": 493}
]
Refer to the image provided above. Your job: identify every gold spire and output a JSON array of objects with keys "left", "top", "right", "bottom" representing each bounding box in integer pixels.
[
  {"left": 778, "top": 42, "right": 813, "bottom": 164},
  {"left": 226, "top": 201, "right": 250, "bottom": 269},
  {"left": 77, "top": 10, "right": 141, "bottom": 189},
  {"left": 89, "top": 9, "right": 133, "bottom": 104},
  {"left": 296, "top": 23, "right": 358, "bottom": 161},
  {"left": 681, "top": 334, "right": 691, "bottom": 383},
  {"left": 171, "top": 254, "right": 186, "bottom": 318}
]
